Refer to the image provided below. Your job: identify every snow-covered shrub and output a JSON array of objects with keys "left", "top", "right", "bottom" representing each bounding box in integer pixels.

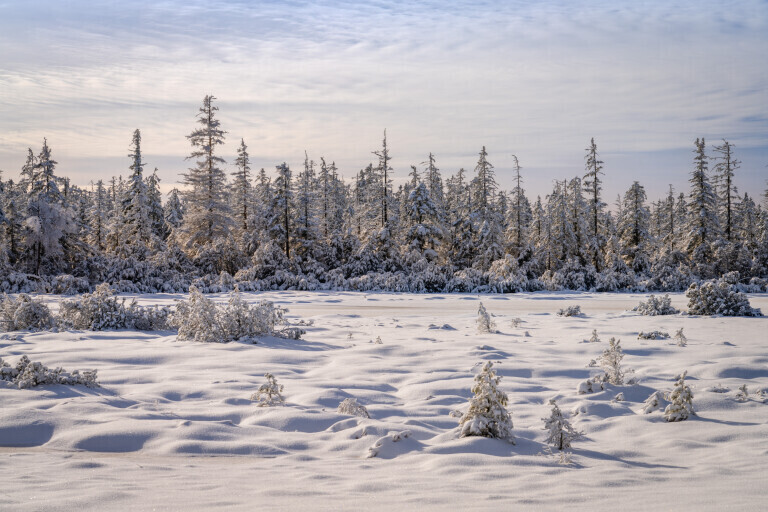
[
  {"left": 557, "top": 305, "right": 582, "bottom": 317},
  {"left": 674, "top": 328, "right": 687, "bottom": 347},
  {"left": 487, "top": 255, "right": 527, "bottom": 293},
  {"left": 637, "top": 330, "right": 670, "bottom": 340},
  {"left": 613, "top": 392, "right": 625, "bottom": 402},
  {"left": 633, "top": 294, "right": 679, "bottom": 316},
  {"left": 598, "top": 337, "right": 626, "bottom": 385},
  {"left": 577, "top": 375, "right": 605, "bottom": 394},
  {"left": 337, "top": 398, "right": 370, "bottom": 418},
  {"left": 735, "top": 384, "right": 749, "bottom": 402},
  {"left": 664, "top": 371, "right": 694, "bottom": 422},
  {"left": 476, "top": 302, "right": 496, "bottom": 333},
  {"left": 0, "top": 355, "right": 99, "bottom": 389},
  {"left": 458, "top": 361, "right": 514, "bottom": 442},
  {"left": 0, "top": 293, "right": 55, "bottom": 331},
  {"left": 0, "top": 272, "right": 46, "bottom": 294},
  {"left": 250, "top": 373, "right": 284, "bottom": 406},
  {"left": 686, "top": 279, "right": 763, "bottom": 317},
  {"left": 50, "top": 274, "right": 90, "bottom": 295},
  {"left": 171, "top": 285, "right": 225, "bottom": 342},
  {"left": 542, "top": 399, "right": 581, "bottom": 450},
  {"left": 587, "top": 329, "right": 600, "bottom": 343},
  {"left": 641, "top": 391, "right": 667, "bottom": 414}
]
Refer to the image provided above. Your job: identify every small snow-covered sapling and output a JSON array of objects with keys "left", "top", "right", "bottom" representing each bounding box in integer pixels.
[
  {"left": 598, "top": 337, "right": 625, "bottom": 385},
  {"left": 589, "top": 329, "right": 600, "bottom": 343},
  {"left": 641, "top": 391, "right": 666, "bottom": 414},
  {"left": 664, "top": 371, "right": 694, "bottom": 422},
  {"left": 735, "top": 384, "right": 749, "bottom": 402},
  {"left": 542, "top": 399, "right": 582, "bottom": 451},
  {"left": 250, "top": 373, "right": 284, "bottom": 406},
  {"left": 477, "top": 302, "right": 496, "bottom": 333},
  {"left": 674, "top": 328, "right": 687, "bottom": 347},
  {"left": 459, "top": 361, "right": 514, "bottom": 442}
]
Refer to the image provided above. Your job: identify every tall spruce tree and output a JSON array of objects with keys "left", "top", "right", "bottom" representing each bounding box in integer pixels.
[
  {"left": 686, "top": 138, "right": 720, "bottom": 262},
  {"left": 178, "top": 95, "right": 233, "bottom": 250},
  {"left": 583, "top": 137, "right": 606, "bottom": 270},
  {"left": 712, "top": 139, "right": 739, "bottom": 242}
]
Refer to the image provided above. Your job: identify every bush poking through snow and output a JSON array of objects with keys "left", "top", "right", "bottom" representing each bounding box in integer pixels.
[
  {"left": 664, "top": 371, "right": 694, "bottom": 422},
  {"left": 686, "top": 279, "right": 763, "bottom": 317},
  {"left": 337, "top": 398, "right": 370, "bottom": 418},
  {"left": 735, "top": 384, "right": 749, "bottom": 402},
  {"left": 171, "top": 285, "right": 301, "bottom": 343},
  {"left": 58, "top": 283, "right": 171, "bottom": 331},
  {"left": 588, "top": 329, "right": 600, "bottom": 343},
  {"left": 476, "top": 302, "right": 496, "bottom": 333},
  {"left": 557, "top": 305, "right": 582, "bottom": 317},
  {"left": 633, "top": 294, "right": 679, "bottom": 316},
  {"left": 674, "top": 328, "right": 687, "bottom": 347},
  {"left": 0, "top": 355, "right": 99, "bottom": 389},
  {"left": 642, "top": 391, "right": 667, "bottom": 414},
  {"left": 637, "top": 330, "right": 670, "bottom": 340},
  {"left": 459, "top": 361, "right": 514, "bottom": 442},
  {"left": 542, "top": 399, "right": 582, "bottom": 451},
  {"left": 577, "top": 375, "right": 605, "bottom": 394},
  {"left": 250, "top": 373, "right": 284, "bottom": 406},
  {"left": 0, "top": 294, "right": 55, "bottom": 331},
  {"left": 598, "top": 337, "right": 626, "bottom": 385}
]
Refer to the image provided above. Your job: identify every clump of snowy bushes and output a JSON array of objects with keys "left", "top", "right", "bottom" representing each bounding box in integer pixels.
[
  {"left": 686, "top": 279, "right": 763, "bottom": 317},
  {"left": 637, "top": 330, "right": 670, "bottom": 340},
  {"left": 171, "top": 285, "right": 303, "bottom": 343},
  {"left": 459, "top": 361, "right": 514, "bottom": 442},
  {"left": 557, "top": 305, "right": 582, "bottom": 317},
  {"left": 0, "top": 355, "right": 99, "bottom": 389},
  {"left": 0, "top": 293, "right": 56, "bottom": 331},
  {"left": 58, "top": 283, "right": 171, "bottom": 331},
  {"left": 633, "top": 294, "right": 679, "bottom": 316}
]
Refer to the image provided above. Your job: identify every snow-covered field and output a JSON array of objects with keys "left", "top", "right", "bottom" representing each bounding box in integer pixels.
[{"left": 2, "top": 291, "right": 767, "bottom": 511}]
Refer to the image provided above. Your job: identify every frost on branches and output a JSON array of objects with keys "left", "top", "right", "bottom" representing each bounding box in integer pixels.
[
  {"left": 250, "top": 373, "right": 284, "bottom": 406},
  {"left": 0, "top": 293, "right": 55, "bottom": 331},
  {"left": 459, "top": 361, "right": 514, "bottom": 442},
  {"left": 686, "top": 279, "right": 763, "bottom": 317},
  {"left": 476, "top": 302, "right": 496, "bottom": 333},
  {"left": 58, "top": 283, "right": 170, "bottom": 331},
  {"left": 633, "top": 294, "right": 679, "bottom": 316},
  {"left": 542, "top": 399, "right": 582, "bottom": 450},
  {"left": 664, "top": 371, "right": 695, "bottom": 422},
  {"left": 0, "top": 355, "right": 99, "bottom": 389},
  {"left": 557, "top": 305, "right": 582, "bottom": 317}
]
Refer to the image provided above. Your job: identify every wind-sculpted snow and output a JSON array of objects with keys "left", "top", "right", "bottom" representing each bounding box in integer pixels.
[{"left": 0, "top": 291, "right": 766, "bottom": 510}]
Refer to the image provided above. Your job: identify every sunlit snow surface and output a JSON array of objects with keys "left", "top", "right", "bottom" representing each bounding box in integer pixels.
[{"left": 1, "top": 292, "right": 767, "bottom": 510}]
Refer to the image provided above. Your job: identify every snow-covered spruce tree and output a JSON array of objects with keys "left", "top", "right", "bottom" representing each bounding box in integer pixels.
[
  {"left": 250, "top": 373, "right": 284, "bottom": 406},
  {"left": 543, "top": 399, "right": 582, "bottom": 450},
  {"left": 20, "top": 140, "right": 75, "bottom": 275},
  {"left": 598, "top": 337, "right": 625, "bottom": 385},
  {"left": 177, "top": 95, "right": 234, "bottom": 251},
  {"left": 712, "top": 139, "right": 739, "bottom": 242},
  {"left": 230, "top": 138, "right": 252, "bottom": 235},
  {"left": 122, "top": 129, "right": 156, "bottom": 257},
  {"left": 1, "top": 180, "right": 24, "bottom": 266},
  {"left": 293, "top": 151, "right": 319, "bottom": 261},
  {"left": 583, "top": 137, "right": 606, "bottom": 271},
  {"left": 506, "top": 155, "right": 532, "bottom": 259},
  {"left": 619, "top": 181, "right": 651, "bottom": 274},
  {"left": 271, "top": 162, "right": 293, "bottom": 258},
  {"left": 664, "top": 370, "right": 694, "bottom": 422},
  {"left": 686, "top": 138, "right": 720, "bottom": 274},
  {"left": 445, "top": 167, "right": 475, "bottom": 270},
  {"left": 685, "top": 279, "right": 762, "bottom": 316},
  {"left": 163, "top": 187, "right": 184, "bottom": 236},
  {"left": 459, "top": 361, "right": 514, "bottom": 442},
  {"left": 402, "top": 166, "right": 443, "bottom": 262},
  {"left": 641, "top": 390, "right": 666, "bottom": 414},
  {"left": 476, "top": 301, "right": 496, "bottom": 333},
  {"left": 146, "top": 168, "right": 167, "bottom": 242},
  {"left": 0, "top": 293, "right": 55, "bottom": 331},
  {"left": 88, "top": 179, "right": 109, "bottom": 253}
]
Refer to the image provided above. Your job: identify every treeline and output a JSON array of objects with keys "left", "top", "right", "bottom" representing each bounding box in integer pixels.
[{"left": 1, "top": 95, "right": 767, "bottom": 294}]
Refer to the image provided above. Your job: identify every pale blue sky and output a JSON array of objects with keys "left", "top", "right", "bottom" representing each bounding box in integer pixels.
[{"left": 1, "top": 0, "right": 766, "bottom": 202}]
